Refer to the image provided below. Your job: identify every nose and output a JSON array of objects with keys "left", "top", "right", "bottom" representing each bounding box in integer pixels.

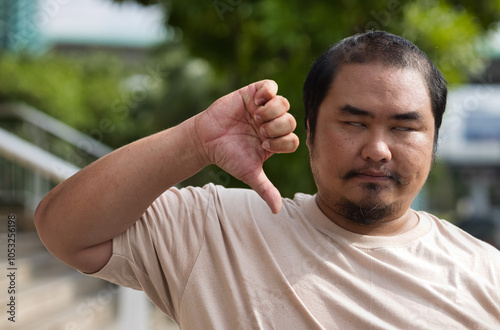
[{"left": 361, "top": 133, "right": 392, "bottom": 163}]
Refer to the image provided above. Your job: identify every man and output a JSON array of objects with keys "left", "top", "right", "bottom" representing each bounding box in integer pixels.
[{"left": 35, "top": 31, "right": 500, "bottom": 329}]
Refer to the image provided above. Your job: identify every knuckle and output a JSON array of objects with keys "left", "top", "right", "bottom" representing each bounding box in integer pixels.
[
  {"left": 272, "top": 118, "right": 290, "bottom": 135},
  {"left": 278, "top": 95, "right": 290, "bottom": 109},
  {"left": 259, "top": 80, "right": 277, "bottom": 95},
  {"left": 255, "top": 95, "right": 290, "bottom": 122},
  {"left": 269, "top": 134, "right": 299, "bottom": 153},
  {"left": 292, "top": 136, "right": 300, "bottom": 150},
  {"left": 287, "top": 114, "right": 297, "bottom": 130}
]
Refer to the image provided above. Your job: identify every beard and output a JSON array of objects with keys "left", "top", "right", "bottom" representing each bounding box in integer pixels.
[
  {"left": 332, "top": 164, "right": 408, "bottom": 225},
  {"left": 308, "top": 146, "right": 422, "bottom": 227},
  {"left": 334, "top": 185, "right": 404, "bottom": 226}
]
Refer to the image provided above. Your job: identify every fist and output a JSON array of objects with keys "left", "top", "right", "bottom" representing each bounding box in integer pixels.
[
  {"left": 195, "top": 80, "right": 299, "bottom": 213},
  {"left": 240, "top": 80, "right": 299, "bottom": 155}
]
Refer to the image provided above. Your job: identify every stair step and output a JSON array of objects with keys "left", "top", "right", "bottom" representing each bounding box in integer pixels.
[
  {"left": 0, "top": 232, "right": 182, "bottom": 329},
  {"left": 2, "top": 286, "right": 118, "bottom": 330},
  {"left": 0, "top": 271, "right": 113, "bottom": 329},
  {"left": 0, "top": 244, "right": 75, "bottom": 292},
  {"left": 0, "top": 273, "right": 76, "bottom": 328}
]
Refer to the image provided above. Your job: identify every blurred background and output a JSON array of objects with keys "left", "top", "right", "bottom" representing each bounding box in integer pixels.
[{"left": 0, "top": 0, "right": 499, "bottom": 328}]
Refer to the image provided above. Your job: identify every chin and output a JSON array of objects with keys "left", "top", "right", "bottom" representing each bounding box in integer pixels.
[{"left": 335, "top": 196, "right": 403, "bottom": 225}]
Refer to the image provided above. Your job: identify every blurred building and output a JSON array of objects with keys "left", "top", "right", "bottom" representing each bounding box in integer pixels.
[
  {"left": 0, "top": 0, "right": 165, "bottom": 61},
  {"left": 439, "top": 86, "right": 500, "bottom": 207},
  {"left": 0, "top": 0, "right": 41, "bottom": 52},
  {"left": 437, "top": 48, "right": 500, "bottom": 248}
]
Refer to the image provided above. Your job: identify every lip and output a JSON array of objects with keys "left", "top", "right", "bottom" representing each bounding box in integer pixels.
[
  {"left": 354, "top": 174, "right": 391, "bottom": 182},
  {"left": 354, "top": 170, "right": 392, "bottom": 182}
]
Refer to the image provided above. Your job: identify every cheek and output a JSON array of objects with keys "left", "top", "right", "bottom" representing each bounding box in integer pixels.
[
  {"left": 315, "top": 134, "right": 352, "bottom": 168},
  {"left": 318, "top": 126, "right": 357, "bottom": 152},
  {"left": 394, "top": 139, "right": 433, "bottom": 181}
]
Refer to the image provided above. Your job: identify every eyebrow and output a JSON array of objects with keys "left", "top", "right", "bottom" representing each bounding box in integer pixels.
[
  {"left": 339, "top": 104, "right": 424, "bottom": 122},
  {"left": 339, "top": 105, "right": 374, "bottom": 118},
  {"left": 390, "top": 111, "right": 423, "bottom": 121}
]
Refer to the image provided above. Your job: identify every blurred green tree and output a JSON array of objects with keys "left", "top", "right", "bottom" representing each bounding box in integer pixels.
[
  {"left": 112, "top": 0, "right": 500, "bottom": 198},
  {"left": 2, "top": 0, "right": 497, "bottom": 201},
  {"left": 0, "top": 52, "right": 143, "bottom": 148}
]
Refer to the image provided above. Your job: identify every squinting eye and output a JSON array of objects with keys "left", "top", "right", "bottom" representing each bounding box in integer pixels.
[
  {"left": 347, "top": 122, "right": 365, "bottom": 127},
  {"left": 393, "top": 127, "right": 413, "bottom": 131}
]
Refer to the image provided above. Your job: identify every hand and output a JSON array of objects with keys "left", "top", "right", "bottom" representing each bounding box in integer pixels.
[{"left": 194, "top": 80, "right": 299, "bottom": 213}]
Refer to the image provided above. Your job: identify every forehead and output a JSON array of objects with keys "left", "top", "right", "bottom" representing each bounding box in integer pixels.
[{"left": 321, "top": 63, "right": 432, "bottom": 115}]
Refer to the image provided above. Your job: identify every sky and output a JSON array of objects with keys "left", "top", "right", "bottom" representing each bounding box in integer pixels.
[{"left": 39, "top": 0, "right": 166, "bottom": 47}]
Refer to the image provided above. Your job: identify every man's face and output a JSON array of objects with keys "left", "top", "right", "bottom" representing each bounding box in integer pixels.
[{"left": 308, "top": 63, "right": 435, "bottom": 227}]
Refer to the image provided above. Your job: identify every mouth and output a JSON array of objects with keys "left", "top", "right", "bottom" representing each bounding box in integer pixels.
[
  {"left": 354, "top": 172, "right": 391, "bottom": 182},
  {"left": 343, "top": 168, "right": 404, "bottom": 185}
]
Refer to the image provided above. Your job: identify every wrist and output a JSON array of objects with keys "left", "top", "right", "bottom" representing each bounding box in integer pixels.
[{"left": 185, "top": 113, "right": 212, "bottom": 169}]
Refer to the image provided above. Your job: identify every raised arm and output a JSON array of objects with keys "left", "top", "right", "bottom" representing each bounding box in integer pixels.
[{"left": 34, "top": 80, "right": 299, "bottom": 274}]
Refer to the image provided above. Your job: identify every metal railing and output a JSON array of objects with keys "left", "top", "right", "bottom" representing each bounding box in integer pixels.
[
  {"left": 0, "top": 102, "right": 113, "bottom": 213},
  {"left": 0, "top": 102, "right": 156, "bottom": 329}
]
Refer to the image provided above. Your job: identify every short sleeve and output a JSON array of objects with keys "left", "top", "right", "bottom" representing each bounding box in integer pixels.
[{"left": 85, "top": 184, "right": 216, "bottom": 320}]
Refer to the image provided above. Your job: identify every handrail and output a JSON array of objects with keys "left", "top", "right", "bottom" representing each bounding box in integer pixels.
[
  {"left": 0, "top": 127, "right": 79, "bottom": 183},
  {"left": 0, "top": 102, "right": 113, "bottom": 158}
]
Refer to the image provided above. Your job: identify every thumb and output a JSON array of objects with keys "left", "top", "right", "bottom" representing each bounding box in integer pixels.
[{"left": 248, "top": 168, "right": 282, "bottom": 214}]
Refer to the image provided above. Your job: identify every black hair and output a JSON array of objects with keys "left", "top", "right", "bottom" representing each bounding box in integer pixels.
[{"left": 303, "top": 31, "right": 447, "bottom": 151}]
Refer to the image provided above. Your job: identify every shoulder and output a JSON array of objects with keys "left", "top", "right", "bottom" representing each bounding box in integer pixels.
[
  {"left": 200, "top": 184, "right": 313, "bottom": 217},
  {"left": 155, "top": 184, "right": 316, "bottom": 240},
  {"left": 197, "top": 185, "right": 315, "bottom": 232},
  {"left": 419, "top": 211, "right": 500, "bottom": 263}
]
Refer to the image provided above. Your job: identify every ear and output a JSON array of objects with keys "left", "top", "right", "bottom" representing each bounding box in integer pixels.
[{"left": 305, "top": 119, "right": 312, "bottom": 149}]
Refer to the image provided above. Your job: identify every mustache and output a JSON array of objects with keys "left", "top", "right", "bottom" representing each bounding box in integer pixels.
[{"left": 342, "top": 166, "right": 406, "bottom": 185}]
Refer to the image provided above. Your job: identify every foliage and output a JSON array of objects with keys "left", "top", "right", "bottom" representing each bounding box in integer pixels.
[
  {"left": 115, "top": 0, "right": 500, "bottom": 85},
  {"left": 110, "top": 0, "right": 500, "bottom": 199},
  {"left": 3, "top": 0, "right": 499, "bottom": 202},
  {"left": 0, "top": 51, "right": 145, "bottom": 148}
]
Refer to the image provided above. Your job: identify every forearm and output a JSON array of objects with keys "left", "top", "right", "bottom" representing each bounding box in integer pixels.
[
  {"left": 35, "top": 116, "right": 207, "bottom": 270},
  {"left": 35, "top": 79, "right": 298, "bottom": 273}
]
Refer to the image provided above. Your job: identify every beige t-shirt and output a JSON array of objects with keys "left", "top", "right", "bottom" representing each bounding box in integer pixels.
[{"left": 89, "top": 184, "right": 500, "bottom": 329}]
